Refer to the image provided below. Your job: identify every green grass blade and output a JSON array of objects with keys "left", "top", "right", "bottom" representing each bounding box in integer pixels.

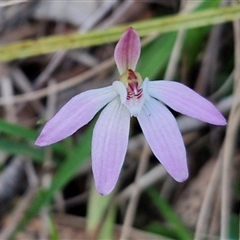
[
  {"left": 0, "top": 5, "right": 240, "bottom": 62},
  {"left": 0, "top": 119, "right": 67, "bottom": 155},
  {"left": 148, "top": 189, "right": 192, "bottom": 240},
  {"left": 138, "top": 0, "right": 221, "bottom": 80},
  {"left": 9, "top": 123, "right": 93, "bottom": 239},
  {"left": 0, "top": 138, "right": 44, "bottom": 162},
  {"left": 137, "top": 32, "right": 177, "bottom": 79},
  {"left": 0, "top": 119, "right": 38, "bottom": 140}
]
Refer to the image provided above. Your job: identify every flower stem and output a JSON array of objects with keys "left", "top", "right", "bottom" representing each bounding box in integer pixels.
[{"left": 119, "top": 140, "right": 150, "bottom": 240}]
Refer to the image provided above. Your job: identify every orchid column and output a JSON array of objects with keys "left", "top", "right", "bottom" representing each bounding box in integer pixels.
[{"left": 35, "top": 27, "right": 226, "bottom": 195}]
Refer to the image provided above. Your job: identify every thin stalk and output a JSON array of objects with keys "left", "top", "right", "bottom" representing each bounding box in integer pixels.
[
  {"left": 220, "top": 14, "right": 240, "bottom": 239},
  {"left": 119, "top": 141, "right": 150, "bottom": 240}
]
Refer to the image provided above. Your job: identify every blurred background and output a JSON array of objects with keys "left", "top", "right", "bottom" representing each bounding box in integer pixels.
[{"left": 0, "top": 0, "right": 239, "bottom": 239}]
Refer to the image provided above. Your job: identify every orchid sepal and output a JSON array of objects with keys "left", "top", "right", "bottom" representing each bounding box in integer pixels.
[{"left": 114, "top": 27, "right": 141, "bottom": 75}]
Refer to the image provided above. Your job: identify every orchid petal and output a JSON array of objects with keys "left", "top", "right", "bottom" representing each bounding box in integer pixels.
[
  {"left": 124, "top": 78, "right": 149, "bottom": 117},
  {"left": 137, "top": 97, "right": 188, "bottom": 182},
  {"left": 142, "top": 77, "right": 150, "bottom": 101},
  {"left": 92, "top": 98, "right": 130, "bottom": 195},
  {"left": 112, "top": 81, "right": 127, "bottom": 104},
  {"left": 114, "top": 27, "right": 141, "bottom": 75},
  {"left": 35, "top": 86, "right": 117, "bottom": 146},
  {"left": 149, "top": 81, "right": 227, "bottom": 125}
]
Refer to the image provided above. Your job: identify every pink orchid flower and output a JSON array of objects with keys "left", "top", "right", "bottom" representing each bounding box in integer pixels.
[{"left": 35, "top": 27, "right": 226, "bottom": 195}]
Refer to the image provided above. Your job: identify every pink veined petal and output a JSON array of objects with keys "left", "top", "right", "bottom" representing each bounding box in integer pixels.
[
  {"left": 149, "top": 81, "right": 227, "bottom": 125},
  {"left": 35, "top": 86, "right": 117, "bottom": 146},
  {"left": 137, "top": 97, "right": 188, "bottom": 182},
  {"left": 113, "top": 78, "right": 150, "bottom": 117},
  {"left": 92, "top": 97, "right": 130, "bottom": 195},
  {"left": 114, "top": 27, "right": 141, "bottom": 75}
]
